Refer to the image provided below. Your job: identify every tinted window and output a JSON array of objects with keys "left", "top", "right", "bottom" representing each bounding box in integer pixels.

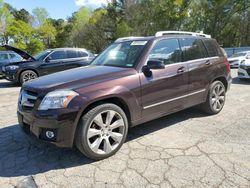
[
  {"left": 203, "top": 39, "right": 220, "bottom": 57},
  {"left": 9, "top": 53, "right": 22, "bottom": 62},
  {"left": 78, "top": 51, "right": 88, "bottom": 57},
  {"left": 49, "top": 51, "right": 66, "bottom": 60},
  {"left": 0, "top": 54, "right": 8, "bottom": 60},
  {"left": 179, "top": 38, "right": 207, "bottom": 61},
  {"left": 148, "top": 39, "right": 181, "bottom": 65},
  {"left": 67, "top": 50, "right": 78, "bottom": 58},
  {"left": 9, "top": 54, "right": 16, "bottom": 58}
]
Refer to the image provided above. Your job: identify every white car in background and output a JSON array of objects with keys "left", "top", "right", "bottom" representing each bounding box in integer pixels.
[
  {"left": 238, "top": 58, "right": 250, "bottom": 80},
  {"left": 228, "top": 51, "right": 250, "bottom": 68}
]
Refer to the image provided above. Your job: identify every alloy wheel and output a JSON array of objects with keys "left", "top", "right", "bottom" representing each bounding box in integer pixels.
[
  {"left": 211, "top": 83, "right": 225, "bottom": 112},
  {"left": 23, "top": 72, "right": 37, "bottom": 83},
  {"left": 87, "top": 110, "right": 125, "bottom": 155}
]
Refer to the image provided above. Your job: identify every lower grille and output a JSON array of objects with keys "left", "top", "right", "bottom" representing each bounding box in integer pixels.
[{"left": 19, "top": 90, "right": 38, "bottom": 111}]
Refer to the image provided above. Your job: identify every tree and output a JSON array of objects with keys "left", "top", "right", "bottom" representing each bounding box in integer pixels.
[
  {"left": 37, "top": 20, "right": 57, "bottom": 48},
  {"left": 0, "top": 0, "right": 13, "bottom": 45},
  {"left": 32, "top": 7, "right": 49, "bottom": 27},
  {"left": 13, "top": 8, "right": 31, "bottom": 23}
]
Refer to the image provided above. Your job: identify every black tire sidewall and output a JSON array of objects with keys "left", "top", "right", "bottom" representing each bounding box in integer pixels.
[{"left": 77, "top": 103, "right": 128, "bottom": 160}]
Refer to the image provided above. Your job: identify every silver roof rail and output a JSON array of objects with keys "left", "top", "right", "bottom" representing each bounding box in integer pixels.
[
  {"left": 155, "top": 31, "right": 211, "bottom": 38},
  {"left": 115, "top": 37, "right": 145, "bottom": 42}
]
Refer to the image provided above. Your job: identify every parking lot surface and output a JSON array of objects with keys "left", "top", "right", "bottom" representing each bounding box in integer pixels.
[{"left": 0, "top": 69, "right": 249, "bottom": 188}]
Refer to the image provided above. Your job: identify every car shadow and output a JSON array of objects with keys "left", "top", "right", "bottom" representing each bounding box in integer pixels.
[
  {"left": 0, "top": 108, "right": 206, "bottom": 178},
  {"left": 232, "top": 77, "right": 250, "bottom": 85},
  {"left": 0, "top": 79, "right": 20, "bottom": 88}
]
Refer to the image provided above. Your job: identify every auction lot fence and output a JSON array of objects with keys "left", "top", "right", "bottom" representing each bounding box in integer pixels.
[{"left": 224, "top": 47, "right": 250, "bottom": 57}]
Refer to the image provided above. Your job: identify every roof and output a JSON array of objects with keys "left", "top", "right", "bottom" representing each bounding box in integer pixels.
[
  {"left": 115, "top": 31, "right": 212, "bottom": 43},
  {"left": 50, "top": 48, "right": 88, "bottom": 51}
]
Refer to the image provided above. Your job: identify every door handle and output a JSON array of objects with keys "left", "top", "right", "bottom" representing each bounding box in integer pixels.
[
  {"left": 177, "top": 66, "right": 185, "bottom": 74},
  {"left": 205, "top": 60, "right": 212, "bottom": 65}
]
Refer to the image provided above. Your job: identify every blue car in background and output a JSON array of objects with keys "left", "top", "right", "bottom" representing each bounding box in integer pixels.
[{"left": 0, "top": 51, "right": 23, "bottom": 78}]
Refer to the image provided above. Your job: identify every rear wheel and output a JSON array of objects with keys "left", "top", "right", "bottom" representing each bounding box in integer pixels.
[
  {"left": 76, "top": 103, "right": 128, "bottom": 160},
  {"left": 20, "top": 70, "right": 38, "bottom": 84},
  {"left": 201, "top": 81, "right": 226, "bottom": 114}
]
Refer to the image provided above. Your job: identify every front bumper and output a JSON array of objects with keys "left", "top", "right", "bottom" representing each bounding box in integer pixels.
[
  {"left": 4, "top": 70, "right": 19, "bottom": 82},
  {"left": 17, "top": 108, "right": 79, "bottom": 148},
  {"left": 238, "top": 68, "right": 250, "bottom": 79}
]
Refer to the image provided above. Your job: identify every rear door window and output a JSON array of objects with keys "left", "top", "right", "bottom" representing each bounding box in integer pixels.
[
  {"left": 179, "top": 38, "right": 207, "bottom": 61},
  {"left": 66, "top": 50, "right": 78, "bottom": 59},
  {"left": 148, "top": 39, "right": 181, "bottom": 65}
]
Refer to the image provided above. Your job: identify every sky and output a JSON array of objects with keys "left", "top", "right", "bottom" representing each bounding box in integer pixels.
[{"left": 4, "top": 0, "right": 111, "bottom": 19}]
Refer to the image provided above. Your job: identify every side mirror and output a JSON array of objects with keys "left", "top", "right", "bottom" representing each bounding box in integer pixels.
[
  {"left": 142, "top": 59, "right": 165, "bottom": 77},
  {"left": 45, "top": 56, "right": 52, "bottom": 62},
  {"left": 147, "top": 59, "right": 165, "bottom": 69}
]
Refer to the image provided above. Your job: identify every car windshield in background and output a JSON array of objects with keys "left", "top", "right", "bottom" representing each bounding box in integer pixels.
[
  {"left": 91, "top": 41, "right": 147, "bottom": 68},
  {"left": 232, "top": 52, "right": 247, "bottom": 57},
  {"left": 35, "top": 50, "right": 52, "bottom": 61}
]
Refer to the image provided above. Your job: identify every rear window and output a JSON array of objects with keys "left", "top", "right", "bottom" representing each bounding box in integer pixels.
[
  {"left": 203, "top": 39, "right": 222, "bottom": 57},
  {"left": 179, "top": 38, "right": 207, "bottom": 61}
]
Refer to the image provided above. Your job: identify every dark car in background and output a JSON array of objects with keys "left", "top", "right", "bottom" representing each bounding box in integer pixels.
[
  {"left": 2, "top": 45, "right": 94, "bottom": 84},
  {"left": 18, "top": 31, "right": 231, "bottom": 160},
  {"left": 0, "top": 51, "right": 23, "bottom": 78}
]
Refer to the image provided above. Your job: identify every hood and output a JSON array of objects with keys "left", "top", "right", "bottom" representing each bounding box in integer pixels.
[
  {"left": 23, "top": 65, "right": 135, "bottom": 92},
  {"left": 2, "top": 45, "right": 35, "bottom": 61}
]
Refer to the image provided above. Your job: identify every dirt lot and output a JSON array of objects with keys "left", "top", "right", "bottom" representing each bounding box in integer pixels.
[{"left": 0, "top": 69, "right": 249, "bottom": 188}]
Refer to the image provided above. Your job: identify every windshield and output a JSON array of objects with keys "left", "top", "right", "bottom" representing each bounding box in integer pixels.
[
  {"left": 91, "top": 41, "right": 147, "bottom": 68},
  {"left": 232, "top": 52, "right": 248, "bottom": 57},
  {"left": 35, "top": 50, "right": 52, "bottom": 61}
]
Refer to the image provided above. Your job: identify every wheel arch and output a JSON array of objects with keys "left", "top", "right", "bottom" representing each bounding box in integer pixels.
[
  {"left": 80, "top": 97, "right": 131, "bottom": 125},
  {"left": 211, "top": 76, "right": 228, "bottom": 91},
  {"left": 18, "top": 68, "right": 39, "bottom": 82},
  {"left": 72, "top": 96, "right": 132, "bottom": 147}
]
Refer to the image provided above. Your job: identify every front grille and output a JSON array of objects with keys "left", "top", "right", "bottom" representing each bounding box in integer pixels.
[{"left": 19, "top": 90, "right": 38, "bottom": 111}]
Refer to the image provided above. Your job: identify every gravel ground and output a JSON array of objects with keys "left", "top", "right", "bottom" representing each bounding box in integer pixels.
[{"left": 0, "top": 69, "right": 249, "bottom": 188}]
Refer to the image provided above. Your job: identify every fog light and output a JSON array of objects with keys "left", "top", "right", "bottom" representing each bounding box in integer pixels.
[{"left": 46, "top": 131, "right": 55, "bottom": 139}]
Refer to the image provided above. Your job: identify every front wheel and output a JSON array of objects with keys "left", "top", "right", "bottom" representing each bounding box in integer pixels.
[
  {"left": 20, "top": 70, "right": 38, "bottom": 84},
  {"left": 201, "top": 81, "right": 226, "bottom": 115},
  {"left": 75, "top": 103, "right": 128, "bottom": 160}
]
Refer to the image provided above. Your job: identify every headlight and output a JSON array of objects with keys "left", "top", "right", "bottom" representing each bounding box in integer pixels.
[
  {"left": 5, "top": 65, "right": 19, "bottom": 70},
  {"left": 38, "top": 90, "right": 79, "bottom": 110}
]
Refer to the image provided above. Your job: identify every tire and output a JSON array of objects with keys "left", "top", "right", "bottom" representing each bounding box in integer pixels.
[
  {"left": 20, "top": 70, "right": 38, "bottom": 84},
  {"left": 201, "top": 81, "right": 226, "bottom": 115},
  {"left": 75, "top": 103, "right": 128, "bottom": 160}
]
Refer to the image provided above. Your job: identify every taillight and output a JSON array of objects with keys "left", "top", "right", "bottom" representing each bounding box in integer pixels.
[{"left": 224, "top": 59, "right": 230, "bottom": 72}]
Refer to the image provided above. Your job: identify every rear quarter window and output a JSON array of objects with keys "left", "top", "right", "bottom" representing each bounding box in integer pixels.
[
  {"left": 203, "top": 39, "right": 223, "bottom": 57},
  {"left": 78, "top": 51, "right": 88, "bottom": 58}
]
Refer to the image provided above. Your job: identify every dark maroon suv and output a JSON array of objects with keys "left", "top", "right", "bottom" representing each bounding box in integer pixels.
[{"left": 18, "top": 31, "right": 231, "bottom": 160}]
